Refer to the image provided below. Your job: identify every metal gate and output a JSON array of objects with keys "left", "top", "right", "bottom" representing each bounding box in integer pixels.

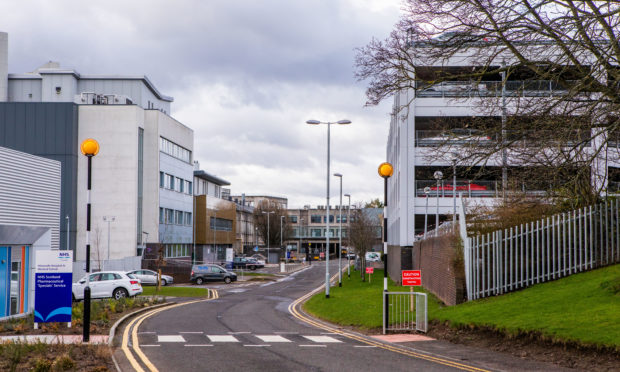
[{"left": 383, "top": 292, "right": 427, "bottom": 334}]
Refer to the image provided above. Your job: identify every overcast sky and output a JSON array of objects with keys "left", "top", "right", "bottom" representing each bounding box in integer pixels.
[{"left": 1, "top": 0, "right": 401, "bottom": 208}]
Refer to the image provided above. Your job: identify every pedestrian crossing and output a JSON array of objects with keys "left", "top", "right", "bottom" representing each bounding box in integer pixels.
[{"left": 140, "top": 333, "right": 369, "bottom": 348}]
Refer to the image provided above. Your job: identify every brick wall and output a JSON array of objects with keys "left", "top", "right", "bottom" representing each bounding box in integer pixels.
[{"left": 412, "top": 231, "right": 465, "bottom": 306}]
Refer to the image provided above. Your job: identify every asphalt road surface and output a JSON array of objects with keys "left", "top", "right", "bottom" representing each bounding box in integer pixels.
[{"left": 115, "top": 262, "right": 571, "bottom": 372}]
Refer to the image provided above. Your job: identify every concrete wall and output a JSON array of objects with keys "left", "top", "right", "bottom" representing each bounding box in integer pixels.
[{"left": 0, "top": 32, "right": 7, "bottom": 102}]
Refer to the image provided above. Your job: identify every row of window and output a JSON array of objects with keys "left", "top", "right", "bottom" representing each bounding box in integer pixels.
[
  {"left": 160, "top": 172, "right": 193, "bottom": 194},
  {"left": 164, "top": 244, "right": 192, "bottom": 258},
  {"left": 160, "top": 137, "right": 191, "bottom": 163},
  {"left": 159, "top": 208, "right": 192, "bottom": 226},
  {"left": 309, "top": 215, "right": 351, "bottom": 223}
]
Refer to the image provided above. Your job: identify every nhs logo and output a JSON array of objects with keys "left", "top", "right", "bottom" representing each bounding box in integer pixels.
[{"left": 58, "top": 252, "right": 72, "bottom": 260}]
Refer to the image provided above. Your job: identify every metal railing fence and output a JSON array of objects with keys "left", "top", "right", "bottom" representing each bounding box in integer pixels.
[
  {"left": 415, "top": 80, "right": 577, "bottom": 98},
  {"left": 383, "top": 292, "right": 428, "bottom": 334},
  {"left": 464, "top": 199, "right": 619, "bottom": 300}
]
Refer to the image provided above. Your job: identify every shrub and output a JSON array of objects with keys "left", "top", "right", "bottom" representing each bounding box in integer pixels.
[
  {"left": 51, "top": 354, "right": 75, "bottom": 371},
  {"left": 32, "top": 358, "right": 52, "bottom": 372}
]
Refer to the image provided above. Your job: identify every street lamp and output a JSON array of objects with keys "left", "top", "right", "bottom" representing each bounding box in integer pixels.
[
  {"left": 280, "top": 215, "right": 285, "bottom": 262},
  {"left": 262, "top": 211, "right": 274, "bottom": 264},
  {"left": 343, "top": 193, "right": 351, "bottom": 278},
  {"left": 334, "top": 173, "right": 343, "bottom": 287},
  {"left": 103, "top": 216, "right": 116, "bottom": 270},
  {"left": 306, "top": 118, "right": 351, "bottom": 298},
  {"left": 299, "top": 217, "right": 304, "bottom": 262},
  {"left": 433, "top": 170, "right": 444, "bottom": 236},
  {"left": 65, "top": 215, "right": 70, "bottom": 252},
  {"left": 451, "top": 152, "right": 458, "bottom": 225},
  {"left": 423, "top": 187, "right": 431, "bottom": 238},
  {"left": 378, "top": 162, "right": 393, "bottom": 331},
  {"left": 80, "top": 137, "right": 99, "bottom": 343},
  {"left": 212, "top": 207, "right": 219, "bottom": 263}
]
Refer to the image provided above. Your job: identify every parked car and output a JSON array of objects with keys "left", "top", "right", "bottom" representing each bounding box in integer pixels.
[
  {"left": 365, "top": 252, "right": 381, "bottom": 262},
  {"left": 72, "top": 271, "right": 142, "bottom": 301},
  {"left": 250, "top": 254, "right": 267, "bottom": 265},
  {"left": 191, "top": 264, "right": 237, "bottom": 285},
  {"left": 126, "top": 269, "right": 174, "bottom": 286},
  {"left": 232, "top": 257, "right": 264, "bottom": 270}
]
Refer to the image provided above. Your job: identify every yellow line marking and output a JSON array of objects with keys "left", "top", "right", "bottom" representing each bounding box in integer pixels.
[
  {"left": 121, "top": 289, "right": 218, "bottom": 372},
  {"left": 288, "top": 284, "right": 490, "bottom": 372}
]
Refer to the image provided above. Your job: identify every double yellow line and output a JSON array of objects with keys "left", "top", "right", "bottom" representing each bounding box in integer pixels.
[
  {"left": 121, "top": 289, "right": 219, "bottom": 372},
  {"left": 288, "top": 284, "right": 489, "bottom": 372}
]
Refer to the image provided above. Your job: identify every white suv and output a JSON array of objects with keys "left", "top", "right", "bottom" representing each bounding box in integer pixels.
[{"left": 72, "top": 271, "right": 143, "bottom": 301}]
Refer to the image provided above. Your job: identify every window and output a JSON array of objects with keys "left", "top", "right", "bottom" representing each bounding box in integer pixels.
[
  {"left": 289, "top": 216, "right": 298, "bottom": 223},
  {"left": 336, "top": 215, "right": 347, "bottom": 223},
  {"left": 179, "top": 178, "right": 184, "bottom": 193},
  {"left": 164, "top": 174, "right": 174, "bottom": 189},
  {"left": 311, "top": 229, "right": 322, "bottom": 237},
  {"left": 159, "top": 137, "right": 192, "bottom": 163},
  {"left": 176, "top": 211, "right": 184, "bottom": 225},
  {"left": 210, "top": 217, "right": 233, "bottom": 231},
  {"left": 166, "top": 209, "right": 174, "bottom": 224},
  {"left": 185, "top": 212, "right": 192, "bottom": 226},
  {"left": 324, "top": 215, "right": 334, "bottom": 223},
  {"left": 175, "top": 177, "right": 183, "bottom": 192},
  {"left": 159, "top": 208, "right": 164, "bottom": 224},
  {"left": 311, "top": 215, "right": 322, "bottom": 223},
  {"left": 159, "top": 172, "right": 164, "bottom": 188},
  {"left": 186, "top": 181, "right": 193, "bottom": 195}
]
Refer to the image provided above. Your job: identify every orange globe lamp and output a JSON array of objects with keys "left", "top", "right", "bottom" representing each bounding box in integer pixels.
[
  {"left": 80, "top": 138, "right": 100, "bottom": 156},
  {"left": 378, "top": 162, "right": 393, "bottom": 178}
]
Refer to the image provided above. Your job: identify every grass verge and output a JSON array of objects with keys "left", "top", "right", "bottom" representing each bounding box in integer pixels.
[
  {"left": 140, "top": 286, "right": 209, "bottom": 297},
  {"left": 303, "top": 265, "right": 620, "bottom": 349}
]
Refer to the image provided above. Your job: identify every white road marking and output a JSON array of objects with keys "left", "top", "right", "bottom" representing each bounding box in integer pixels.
[
  {"left": 207, "top": 335, "right": 239, "bottom": 342},
  {"left": 302, "top": 335, "right": 342, "bottom": 343},
  {"left": 185, "top": 345, "right": 213, "bottom": 347},
  {"left": 141, "top": 345, "right": 161, "bottom": 347},
  {"left": 299, "top": 344, "right": 326, "bottom": 347},
  {"left": 244, "top": 344, "right": 271, "bottom": 347},
  {"left": 158, "top": 335, "right": 186, "bottom": 342},
  {"left": 228, "top": 331, "right": 251, "bottom": 334},
  {"left": 255, "top": 335, "right": 292, "bottom": 343}
]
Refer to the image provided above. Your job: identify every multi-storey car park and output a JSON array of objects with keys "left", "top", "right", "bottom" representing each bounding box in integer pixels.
[{"left": 386, "top": 36, "right": 620, "bottom": 250}]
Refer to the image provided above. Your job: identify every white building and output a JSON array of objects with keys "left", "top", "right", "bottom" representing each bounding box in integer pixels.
[
  {"left": 0, "top": 32, "right": 194, "bottom": 261},
  {"left": 386, "top": 43, "right": 620, "bottom": 249}
]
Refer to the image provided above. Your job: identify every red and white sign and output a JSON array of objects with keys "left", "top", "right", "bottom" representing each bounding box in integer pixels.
[
  {"left": 365, "top": 267, "right": 374, "bottom": 274},
  {"left": 402, "top": 270, "right": 421, "bottom": 286},
  {"left": 320, "top": 252, "right": 325, "bottom": 259}
]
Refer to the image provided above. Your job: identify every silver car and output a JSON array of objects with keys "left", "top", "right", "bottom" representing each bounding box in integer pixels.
[{"left": 126, "top": 269, "right": 174, "bottom": 286}]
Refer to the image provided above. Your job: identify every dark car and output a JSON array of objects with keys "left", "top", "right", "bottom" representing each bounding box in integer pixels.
[
  {"left": 191, "top": 264, "right": 237, "bottom": 285},
  {"left": 232, "top": 257, "right": 264, "bottom": 270}
]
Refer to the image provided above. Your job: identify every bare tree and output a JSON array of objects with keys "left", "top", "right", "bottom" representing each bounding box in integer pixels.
[
  {"left": 355, "top": 0, "right": 620, "bottom": 205},
  {"left": 253, "top": 201, "right": 292, "bottom": 252},
  {"left": 349, "top": 205, "right": 381, "bottom": 281},
  {"left": 92, "top": 224, "right": 103, "bottom": 271}
]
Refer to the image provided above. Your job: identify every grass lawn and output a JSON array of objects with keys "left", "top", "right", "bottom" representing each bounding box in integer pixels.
[
  {"left": 140, "top": 286, "right": 209, "bottom": 297},
  {"left": 303, "top": 265, "right": 620, "bottom": 349}
]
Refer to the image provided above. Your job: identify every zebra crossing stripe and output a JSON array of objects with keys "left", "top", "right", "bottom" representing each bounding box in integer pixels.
[
  {"left": 207, "top": 335, "right": 239, "bottom": 342},
  {"left": 158, "top": 335, "right": 185, "bottom": 342},
  {"left": 302, "top": 335, "right": 342, "bottom": 343},
  {"left": 255, "top": 335, "right": 292, "bottom": 343}
]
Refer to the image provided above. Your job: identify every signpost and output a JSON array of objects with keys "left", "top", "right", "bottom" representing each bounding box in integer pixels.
[
  {"left": 366, "top": 266, "right": 374, "bottom": 283},
  {"left": 34, "top": 251, "right": 73, "bottom": 328},
  {"left": 402, "top": 270, "right": 422, "bottom": 311}
]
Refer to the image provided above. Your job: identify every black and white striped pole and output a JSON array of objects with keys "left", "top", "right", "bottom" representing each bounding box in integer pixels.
[
  {"left": 80, "top": 138, "right": 99, "bottom": 342},
  {"left": 378, "top": 162, "right": 393, "bottom": 330}
]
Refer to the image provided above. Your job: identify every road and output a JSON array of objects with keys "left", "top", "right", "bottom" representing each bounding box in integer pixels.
[{"left": 114, "top": 262, "right": 571, "bottom": 372}]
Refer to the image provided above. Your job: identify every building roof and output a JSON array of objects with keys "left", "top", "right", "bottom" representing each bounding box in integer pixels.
[
  {"left": 193, "top": 170, "right": 230, "bottom": 186},
  {"left": 0, "top": 225, "right": 49, "bottom": 245}
]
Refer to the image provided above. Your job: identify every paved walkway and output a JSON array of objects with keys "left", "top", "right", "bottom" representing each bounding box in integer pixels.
[{"left": 0, "top": 334, "right": 108, "bottom": 344}]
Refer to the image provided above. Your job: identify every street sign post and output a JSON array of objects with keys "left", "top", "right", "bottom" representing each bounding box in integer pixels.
[
  {"left": 366, "top": 266, "right": 374, "bottom": 283},
  {"left": 402, "top": 270, "right": 422, "bottom": 286},
  {"left": 34, "top": 250, "right": 73, "bottom": 328},
  {"left": 402, "top": 270, "right": 422, "bottom": 311}
]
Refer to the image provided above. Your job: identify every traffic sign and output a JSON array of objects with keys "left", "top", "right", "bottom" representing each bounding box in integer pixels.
[
  {"left": 402, "top": 270, "right": 421, "bottom": 286},
  {"left": 365, "top": 267, "right": 374, "bottom": 274}
]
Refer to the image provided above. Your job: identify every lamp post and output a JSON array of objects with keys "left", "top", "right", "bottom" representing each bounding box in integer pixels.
[
  {"left": 262, "top": 211, "right": 274, "bottom": 264},
  {"left": 343, "top": 193, "right": 351, "bottom": 278},
  {"left": 280, "top": 215, "right": 285, "bottom": 263},
  {"left": 334, "top": 173, "right": 343, "bottom": 287},
  {"left": 212, "top": 208, "right": 218, "bottom": 263},
  {"left": 424, "top": 186, "right": 431, "bottom": 238},
  {"left": 65, "top": 215, "right": 70, "bottom": 252},
  {"left": 451, "top": 152, "right": 458, "bottom": 225},
  {"left": 103, "top": 216, "right": 116, "bottom": 270},
  {"left": 433, "top": 170, "right": 444, "bottom": 235},
  {"left": 299, "top": 217, "right": 304, "bottom": 261},
  {"left": 306, "top": 119, "right": 351, "bottom": 299},
  {"left": 80, "top": 138, "right": 99, "bottom": 343},
  {"left": 378, "top": 162, "right": 394, "bottom": 331}
]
